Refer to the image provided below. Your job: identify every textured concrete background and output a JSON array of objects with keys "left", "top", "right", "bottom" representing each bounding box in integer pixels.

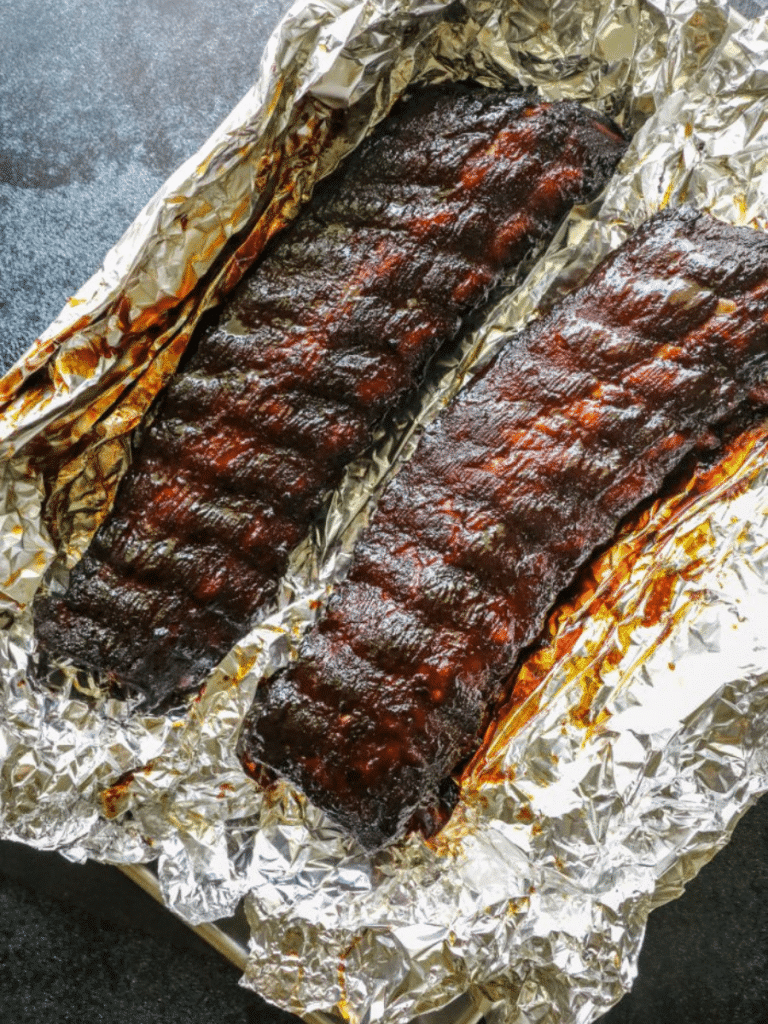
[
  {"left": 1, "top": 1, "right": 768, "bottom": 1022},
  {"left": 0, "top": 0, "right": 292, "bottom": 370}
]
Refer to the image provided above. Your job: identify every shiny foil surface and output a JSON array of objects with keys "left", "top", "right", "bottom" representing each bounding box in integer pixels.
[{"left": 2, "top": 2, "right": 768, "bottom": 1023}]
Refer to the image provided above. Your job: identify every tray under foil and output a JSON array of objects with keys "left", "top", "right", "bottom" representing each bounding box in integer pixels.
[
  {"left": 119, "top": 862, "right": 490, "bottom": 1024},
  {"left": 3, "top": 2, "right": 768, "bottom": 1023}
]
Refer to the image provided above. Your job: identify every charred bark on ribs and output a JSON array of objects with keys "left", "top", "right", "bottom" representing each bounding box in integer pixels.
[
  {"left": 34, "top": 86, "right": 626, "bottom": 708},
  {"left": 239, "top": 207, "right": 768, "bottom": 849}
]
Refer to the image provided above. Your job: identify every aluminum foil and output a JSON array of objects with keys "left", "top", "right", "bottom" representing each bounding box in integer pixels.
[{"left": 2, "top": 1, "right": 768, "bottom": 1023}]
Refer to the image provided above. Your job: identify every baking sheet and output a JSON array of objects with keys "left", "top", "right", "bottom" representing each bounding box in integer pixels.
[
  {"left": 3, "top": 2, "right": 768, "bottom": 1023},
  {"left": 118, "top": 863, "right": 490, "bottom": 1024}
]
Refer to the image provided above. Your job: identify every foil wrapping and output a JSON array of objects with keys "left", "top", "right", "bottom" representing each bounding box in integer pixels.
[{"left": 2, "top": 2, "right": 768, "bottom": 1023}]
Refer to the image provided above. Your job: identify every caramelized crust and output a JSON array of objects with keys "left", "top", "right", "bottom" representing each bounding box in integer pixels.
[
  {"left": 34, "top": 86, "right": 626, "bottom": 707},
  {"left": 239, "top": 208, "right": 768, "bottom": 849}
]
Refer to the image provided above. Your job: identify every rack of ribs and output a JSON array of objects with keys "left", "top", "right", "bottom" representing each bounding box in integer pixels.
[
  {"left": 239, "top": 206, "right": 768, "bottom": 849},
  {"left": 33, "top": 85, "right": 627, "bottom": 709}
]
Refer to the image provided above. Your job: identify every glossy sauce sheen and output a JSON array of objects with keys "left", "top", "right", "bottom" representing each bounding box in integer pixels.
[
  {"left": 239, "top": 208, "right": 768, "bottom": 849},
  {"left": 34, "top": 86, "right": 627, "bottom": 708}
]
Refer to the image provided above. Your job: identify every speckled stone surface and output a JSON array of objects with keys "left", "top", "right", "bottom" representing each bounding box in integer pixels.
[
  {"left": 0, "top": 0, "right": 292, "bottom": 370},
  {"left": 0, "top": 838, "right": 298, "bottom": 1024},
  {"left": 2, "top": 1, "right": 768, "bottom": 1022}
]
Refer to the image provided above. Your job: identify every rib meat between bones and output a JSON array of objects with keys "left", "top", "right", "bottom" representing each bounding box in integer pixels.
[
  {"left": 239, "top": 207, "right": 768, "bottom": 849},
  {"left": 33, "top": 86, "right": 626, "bottom": 708}
]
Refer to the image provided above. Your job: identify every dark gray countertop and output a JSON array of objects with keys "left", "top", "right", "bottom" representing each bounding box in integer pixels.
[
  {"left": 0, "top": 0, "right": 293, "bottom": 370},
  {"left": 2, "top": 1, "right": 768, "bottom": 1022}
]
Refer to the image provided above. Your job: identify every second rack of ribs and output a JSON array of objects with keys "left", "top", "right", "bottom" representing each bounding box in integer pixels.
[
  {"left": 240, "top": 206, "right": 768, "bottom": 850},
  {"left": 33, "top": 86, "right": 626, "bottom": 707}
]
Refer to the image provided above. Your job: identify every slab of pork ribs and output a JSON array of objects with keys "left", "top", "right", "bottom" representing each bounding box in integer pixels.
[
  {"left": 239, "top": 206, "right": 768, "bottom": 849},
  {"left": 33, "top": 85, "right": 626, "bottom": 708}
]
